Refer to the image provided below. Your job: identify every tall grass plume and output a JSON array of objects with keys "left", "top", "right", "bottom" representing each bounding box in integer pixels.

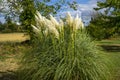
[{"left": 18, "top": 11, "right": 111, "bottom": 80}]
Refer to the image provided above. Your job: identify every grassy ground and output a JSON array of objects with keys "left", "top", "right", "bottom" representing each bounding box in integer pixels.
[
  {"left": 97, "top": 37, "right": 120, "bottom": 52},
  {"left": 97, "top": 37, "right": 120, "bottom": 79},
  {"left": 0, "top": 33, "right": 30, "bottom": 42},
  {"left": 0, "top": 33, "right": 29, "bottom": 80},
  {"left": 97, "top": 37, "right": 120, "bottom": 45},
  {"left": 107, "top": 52, "right": 120, "bottom": 80},
  {"left": 0, "top": 45, "right": 120, "bottom": 80},
  {"left": 0, "top": 43, "right": 30, "bottom": 80},
  {"left": 0, "top": 33, "right": 120, "bottom": 80},
  {"left": 1, "top": 44, "right": 120, "bottom": 80}
]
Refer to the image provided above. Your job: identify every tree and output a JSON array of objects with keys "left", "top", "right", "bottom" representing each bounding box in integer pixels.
[
  {"left": 94, "top": 0, "right": 120, "bottom": 36},
  {"left": 5, "top": 16, "right": 17, "bottom": 32},
  {"left": 86, "top": 12, "right": 117, "bottom": 40},
  {"left": 19, "top": 0, "right": 36, "bottom": 41},
  {"left": 95, "top": 0, "right": 120, "bottom": 15},
  {"left": 0, "top": 0, "right": 3, "bottom": 12},
  {"left": 87, "top": 0, "right": 120, "bottom": 40},
  {"left": 0, "top": 0, "right": 5, "bottom": 13},
  {"left": 0, "top": 21, "right": 4, "bottom": 32}
]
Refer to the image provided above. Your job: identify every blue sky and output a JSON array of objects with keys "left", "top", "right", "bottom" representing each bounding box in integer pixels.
[
  {"left": 76, "top": 0, "right": 90, "bottom": 4},
  {"left": 0, "top": 0, "right": 100, "bottom": 24}
]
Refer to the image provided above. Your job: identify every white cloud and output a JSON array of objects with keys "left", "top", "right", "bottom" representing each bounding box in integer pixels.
[{"left": 77, "top": 0, "right": 99, "bottom": 12}]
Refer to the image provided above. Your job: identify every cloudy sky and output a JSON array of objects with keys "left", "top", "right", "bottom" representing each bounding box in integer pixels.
[
  {"left": 0, "top": 0, "right": 101, "bottom": 24},
  {"left": 56, "top": 0, "right": 99, "bottom": 15},
  {"left": 56, "top": 0, "right": 101, "bottom": 25}
]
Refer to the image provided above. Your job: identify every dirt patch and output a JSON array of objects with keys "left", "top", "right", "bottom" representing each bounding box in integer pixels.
[
  {"left": 0, "top": 44, "right": 28, "bottom": 80},
  {"left": 0, "top": 57, "right": 19, "bottom": 72},
  {"left": 0, "top": 55, "right": 19, "bottom": 80}
]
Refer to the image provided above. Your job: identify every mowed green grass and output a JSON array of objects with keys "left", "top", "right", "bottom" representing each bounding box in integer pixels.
[
  {"left": 0, "top": 33, "right": 30, "bottom": 42},
  {"left": 97, "top": 37, "right": 120, "bottom": 45},
  {"left": 108, "top": 52, "right": 120, "bottom": 80},
  {"left": 98, "top": 38, "right": 120, "bottom": 79}
]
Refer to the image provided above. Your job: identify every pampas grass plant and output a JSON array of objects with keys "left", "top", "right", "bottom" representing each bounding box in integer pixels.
[{"left": 18, "top": 11, "right": 111, "bottom": 80}]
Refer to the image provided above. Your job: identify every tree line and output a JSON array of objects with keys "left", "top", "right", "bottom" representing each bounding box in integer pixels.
[{"left": 0, "top": 16, "right": 23, "bottom": 33}]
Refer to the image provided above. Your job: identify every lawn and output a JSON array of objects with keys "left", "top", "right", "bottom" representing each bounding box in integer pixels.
[
  {"left": 107, "top": 52, "right": 120, "bottom": 80},
  {"left": 97, "top": 37, "right": 120, "bottom": 45},
  {"left": 97, "top": 38, "right": 120, "bottom": 52},
  {"left": 0, "top": 33, "right": 30, "bottom": 42},
  {"left": 97, "top": 38, "right": 120, "bottom": 79}
]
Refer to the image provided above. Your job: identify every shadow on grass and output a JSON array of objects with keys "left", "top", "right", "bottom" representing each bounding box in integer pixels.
[
  {"left": 0, "top": 71, "right": 17, "bottom": 80},
  {"left": 99, "top": 45, "right": 120, "bottom": 52}
]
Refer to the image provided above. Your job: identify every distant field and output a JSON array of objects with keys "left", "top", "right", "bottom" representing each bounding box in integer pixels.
[{"left": 0, "top": 33, "right": 30, "bottom": 42}]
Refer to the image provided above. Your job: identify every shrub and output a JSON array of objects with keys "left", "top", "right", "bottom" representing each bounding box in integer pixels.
[{"left": 18, "top": 11, "right": 111, "bottom": 80}]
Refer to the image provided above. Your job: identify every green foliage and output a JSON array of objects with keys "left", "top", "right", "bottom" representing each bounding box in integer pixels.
[
  {"left": 90, "top": 0, "right": 120, "bottom": 40},
  {"left": 86, "top": 12, "right": 120, "bottom": 40},
  {"left": 95, "top": 0, "right": 120, "bottom": 16},
  {"left": 18, "top": 13, "right": 111, "bottom": 80},
  {"left": 0, "top": 0, "right": 3, "bottom": 12},
  {"left": 0, "top": 22, "right": 4, "bottom": 31},
  {"left": 19, "top": 0, "right": 36, "bottom": 41}
]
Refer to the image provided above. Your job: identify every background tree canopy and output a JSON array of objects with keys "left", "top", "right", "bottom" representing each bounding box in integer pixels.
[
  {"left": 87, "top": 0, "right": 120, "bottom": 40},
  {"left": 1, "top": 0, "right": 120, "bottom": 41}
]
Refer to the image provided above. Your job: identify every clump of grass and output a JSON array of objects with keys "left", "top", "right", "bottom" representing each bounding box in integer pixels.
[{"left": 18, "top": 11, "right": 111, "bottom": 80}]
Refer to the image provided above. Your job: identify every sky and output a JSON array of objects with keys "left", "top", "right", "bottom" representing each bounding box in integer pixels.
[
  {"left": 56, "top": 0, "right": 101, "bottom": 25},
  {"left": 0, "top": 0, "right": 101, "bottom": 24}
]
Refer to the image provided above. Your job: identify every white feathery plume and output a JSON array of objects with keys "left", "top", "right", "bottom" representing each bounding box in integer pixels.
[
  {"left": 41, "top": 15, "right": 59, "bottom": 38},
  {"left": 43, "top": 28, "right": 48, "bottom": 36},
  {"left": 32, "top": 11, "right": 84, "bottom": 39},
  {"left": 58, "top": 19, "right": 64, "bottom": 31},
  {"left": 36, "top": 11, "right": 42, "bottom": 20},
  {"left": 31, "top": 25, "right": 40, "bottom": 33},
  {"left": 45, "top": 19, "right": 53, "bottom": 27},
  {"left": 73, "top": 14, "right": 79, "bottom": 30},
  {"left": 73, "top": 14, "right": 84, "bottom": 30},
  {"left": 47, "top": 25, "right": 59, "bottom": 38},
  {"left": 33, "top": 11, "right": 56, "bottom": 37},
  {"left": 50, "top": 15, "right": 59, "bottom": 27},
  {"left": 78, "top": 17, "right": 84, "bottom": 29},
  {"left": 66, "top": 12, "right": 73, "bottom": 27},
  {"left": 35, "top": 14, "right": 43, "bottom": 29}
]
